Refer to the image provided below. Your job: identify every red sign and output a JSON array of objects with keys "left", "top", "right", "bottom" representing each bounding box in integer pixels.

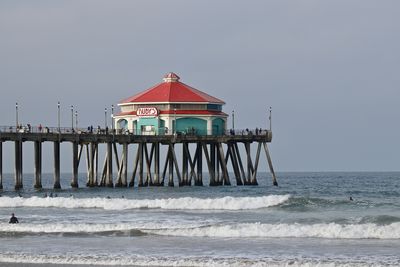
[{"left": 137, "top": 107, "right": 158, "bottom": 117}]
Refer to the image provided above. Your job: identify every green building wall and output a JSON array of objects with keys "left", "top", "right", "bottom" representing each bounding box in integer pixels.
[{"left": 212, "top": 118, "right": 225, "bottom": 135}]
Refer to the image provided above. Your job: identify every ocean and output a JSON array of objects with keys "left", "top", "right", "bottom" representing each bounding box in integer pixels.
[{"left": 0, "top": 172, "right": 399, "bottom": 267}]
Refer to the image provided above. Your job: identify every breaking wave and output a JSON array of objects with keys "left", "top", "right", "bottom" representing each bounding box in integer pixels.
[
  {"left": 0, "top": 195, "right": 290, "bottom": 210},
  {"left": 144, "top": 222, "right": 400, "bottom": 239},
  {"left": 2, "top": 221, "right": 400, "bottom": 239}
]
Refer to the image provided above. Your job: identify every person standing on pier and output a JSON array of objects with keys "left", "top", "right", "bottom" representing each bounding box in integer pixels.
[{"left": 9, "top": 213, "right": 19, "bottom": 224}]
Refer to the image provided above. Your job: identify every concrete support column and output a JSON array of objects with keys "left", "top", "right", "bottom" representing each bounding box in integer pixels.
[
  {"left": 154, "top": 142, "right": 160, "bottom": 185},
  {"left": 95, "top": 143, "right": 99, "bottom": 185},
  {"left": 138, "top": 143, "right": 144, "bottom": 186},
  {"left": 0, "top": 142, "right": 3, "bottom": 190},
  {"left": 14, "top": 140, "right": 23, "bottom": 190},
  {"left": 122, "top": 143, "right": 128, "bottom": 186},
  {"left": 87, "top": 142, "right": 96, "bottom": 187},
  {"left": 168, "top": 145, "right": 174, "bottom": 187},
  {"left": 106, "top": 142, "right": 113, "bottom": 187},
  {"left": 71, "top": 142, "right": 79, "bottom": 188},
  {"left": 196, "top": 142, "right": 203, "bottom": 186},
  {"left": 263, "top": 142, "right": 278, "bottom": 186},
  {"left": 182, "top": 143, "right": 188, "bottom": 186},
  {"left": 34, "top": 141, "right": 42, "bottom": 189},
  {"left": 53, "top": 141, "right": 61, "bottom": 189},
  {"left": 216, "top": 143, "right": 221, "bottom": 185},
  {"left": 245, "top": 142, "right": 252, "bottom": 185},
  {"left": 209, "top": 143, "right": 216, "bottom": 186}
]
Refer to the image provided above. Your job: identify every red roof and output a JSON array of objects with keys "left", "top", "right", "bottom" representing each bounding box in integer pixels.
[{"left": 120, "top": 72, "right": 225, "bottom": 104}]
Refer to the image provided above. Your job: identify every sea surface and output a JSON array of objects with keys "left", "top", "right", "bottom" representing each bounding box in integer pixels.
[{"left": 0, "top": 172, "right": 399, "bottom": 267}]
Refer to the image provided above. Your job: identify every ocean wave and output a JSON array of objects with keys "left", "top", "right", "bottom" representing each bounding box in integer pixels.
[
  {"left": 2, "top": 221, "right": 400, "bottom": 239},
  {"left": 0, "top": 222, "right": 194, "bottom": 235},
  {"left": 358, "top": 215, "right": 400, "bottom": 225},
  {"left": 0, "top": 253, "right": 399, "bottom": 267},
  {"left": 0, "top": 195, "right": 290, "bottom": 210},
  {"left": 143, "top": 222, "right": 400, "bottom": 239}
]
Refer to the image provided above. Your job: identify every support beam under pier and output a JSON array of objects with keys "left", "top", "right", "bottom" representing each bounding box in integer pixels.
[
  {"left": 34, "top": 141, "right": 42, "bottom": 189},
  {"left": 71, "top": 142, "right": 79, "bottom": 188},
  {"left": 53, "top": 141, "right": 61, "bottom": 189},
  {"left": 106, "top": 142, "right": 113, "bottom": 187},
  {"left": 195, "top": 142, "right": 203, "bottom": 186},
  {"left": 263, "top": 142, "right": 278, "bottom": 186},
  {"left": 14, "top": 140, "right": 23, "bottom": 190},
  {"left": 0, "top": 142, "right": 2, "bottom": 190}
]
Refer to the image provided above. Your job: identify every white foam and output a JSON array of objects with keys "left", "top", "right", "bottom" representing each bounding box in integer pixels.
[
  {"left": 0, "top": 253, "right": 396, "bottom": 267},
  {"left": 0, "top": 221, "right": 170, "bottom": 234},
  {"left": 0, "top": 195, "right": 290, "bottom": 210},
  {"left": 2, "top": 221, "right": 400, "bottom": 240},
  {"left": 144, "top": 222, "right": 400, "bottom": 239}
]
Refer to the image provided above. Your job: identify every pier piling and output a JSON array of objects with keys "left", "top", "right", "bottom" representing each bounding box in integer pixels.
[
  {"left": 14, "top": 140, "right": 23, "bottom": 190},
  {"left": 34, "top": 141, "right": 42, "bottom": 189},
  {"left": 53, "top": 141, "right": 61, "bottom": 189},
  {"left": 0, "top": 141, "right": 2, "bottom": 190},
  {"left": 71, "top": 142, "right": 79, "bottom": 188}
]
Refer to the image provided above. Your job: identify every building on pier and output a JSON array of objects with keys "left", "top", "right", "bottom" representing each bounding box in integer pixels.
[{"left": 113, "top": 72, "right": 227, "bottom": 136}]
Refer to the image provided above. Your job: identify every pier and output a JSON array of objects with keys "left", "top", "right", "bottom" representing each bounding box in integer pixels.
[{"left": 0, "top": 126, "right": 277, "bottom": 190}]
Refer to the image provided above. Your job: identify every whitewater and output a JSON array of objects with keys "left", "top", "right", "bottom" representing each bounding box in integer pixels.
[
  {"left": 0, "top": 194, "right": 290, "bottom": 210},
  {"left": 2, "top": 221, "right": 400, "bottom": 239},
  {"left": 0, "top": 172, "right": 399, "bottom": 267}
]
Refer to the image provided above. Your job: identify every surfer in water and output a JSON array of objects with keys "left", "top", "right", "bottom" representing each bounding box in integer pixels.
[
  {"left": 349, "top": 196, "right": 354, "bottom": 201},
  {"left": 9, "top": 213, "right": 19, "bottom": 224}
]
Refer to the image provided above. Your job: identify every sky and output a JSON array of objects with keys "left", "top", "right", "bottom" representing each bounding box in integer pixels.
[{"left": 0, "top": 0, "right": 399, "bottom": 173}]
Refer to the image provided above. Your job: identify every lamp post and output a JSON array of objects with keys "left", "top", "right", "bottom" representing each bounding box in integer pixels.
[
  {"left": 232, "top": 110, "right": 235, "bottom": 131},
  {"left": 57, "top": 102, "right": 60, "bottom": 132},
  {"left": 104, "top": 107, "right": 107, "bottom": 128},
  {"left": 111, "top": 104, "right": 114, "bottom": 130},
  {"left": 269, "top": 106, "right": 272, "bottom": 131},
  {"left": 15, "top": 102, "right": 19, "bottom": 130},
  {"left": 70, "top": 105, "right": 74, "bottom": 130},
  {"left": 75, "top": 110, "right": 78, "bottom": 130}
]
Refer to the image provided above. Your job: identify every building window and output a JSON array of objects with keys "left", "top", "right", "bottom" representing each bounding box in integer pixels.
[
  {"left": 117, "top": 119, "right": 128, "bottom": 129},
  {"left": 207, "top": 104, "right": 222, "bottom": 111}
]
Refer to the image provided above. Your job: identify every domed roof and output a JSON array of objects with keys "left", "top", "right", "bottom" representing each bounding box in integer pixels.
[{"left": 120, "top": 73, "right": 225, "bottom": 104}]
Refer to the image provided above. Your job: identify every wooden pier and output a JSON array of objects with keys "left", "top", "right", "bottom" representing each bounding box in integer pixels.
[{"left": 0, "top": 127, "right": 277, "bottom": 190}]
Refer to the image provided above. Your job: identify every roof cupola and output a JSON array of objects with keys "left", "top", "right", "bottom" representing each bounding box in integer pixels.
[{"left": 163, "top": 72, "right": 180, "bottom": 83}]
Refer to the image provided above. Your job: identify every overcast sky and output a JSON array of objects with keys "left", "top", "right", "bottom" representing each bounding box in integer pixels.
[{"left": 0, "top": 0, "right": 399, "bottom": 173}]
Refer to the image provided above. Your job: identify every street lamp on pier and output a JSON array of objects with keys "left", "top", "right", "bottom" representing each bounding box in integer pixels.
[
  {"left": 111, "top": 105, "right": 114, "bottom": 130},
  {"left": 75, "top": 110, "right": 78, "bottom": 130},
  {"left": 104, "top": 107, "right": 108, "bottom": 129},
  {"left": 57, "top": 102, "right": 61, "bottom": 132},
  {"left": 70, "top": 105, "right": 74, "bottom": 131},
  {"left": 232, "top": 110, "right": 235, "bottom": 131},
  {"left": 15, "top": 102, "right": 19, "bottom": 130},
  {"left": 269, "top": 106, "right": 272, "bottom": 131}
]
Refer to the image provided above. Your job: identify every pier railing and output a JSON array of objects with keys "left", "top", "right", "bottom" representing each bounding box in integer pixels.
[{"left": 0, "top": 126, "right": 270, "bottom": 137}]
